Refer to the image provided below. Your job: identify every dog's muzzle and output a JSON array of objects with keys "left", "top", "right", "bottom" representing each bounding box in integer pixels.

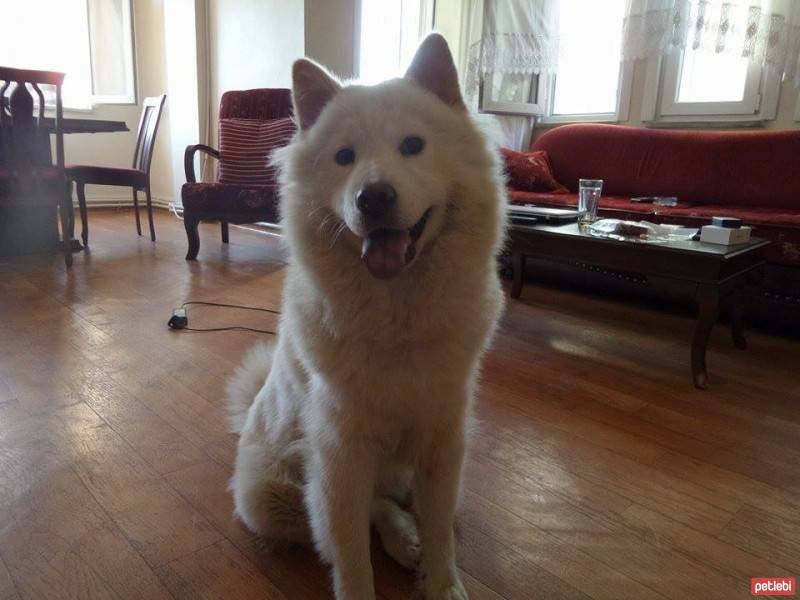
[{"left": 360, "top": 208, "right": 431, "bottom": 280}]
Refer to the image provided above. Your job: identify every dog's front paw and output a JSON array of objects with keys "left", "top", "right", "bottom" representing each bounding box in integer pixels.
[{"left": 428, "top": 580, "right": 468, "bottom": 600}]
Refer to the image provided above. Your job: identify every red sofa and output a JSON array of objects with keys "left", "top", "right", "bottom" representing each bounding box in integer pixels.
[{"left": 508, "top": 124, "right": 800, "bottom": 269}]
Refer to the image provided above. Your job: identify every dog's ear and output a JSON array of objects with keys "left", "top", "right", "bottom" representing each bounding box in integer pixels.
[
  {"left": 292, "top": 59, "right": 341, "bottom": 130},
  {"left": 404, "top": 33, "right": 464, "bottom": 110}
]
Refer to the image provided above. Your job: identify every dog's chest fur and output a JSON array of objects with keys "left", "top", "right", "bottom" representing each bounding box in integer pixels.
[{"left": 278, "top": 242, "right": 502, "bottom": 437}]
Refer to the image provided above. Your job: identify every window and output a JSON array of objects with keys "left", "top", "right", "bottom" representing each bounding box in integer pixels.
[
  {"left": 481, "top": 73, "right": 545, "bottom": 115},
  {"left": 358, "top": 0, "right": 433, "bottom": 85},
  {"left": 659, "top": 50, "right": 763, "bottom": 117},
  {"left": 0, "top": 0, "right": 136, "bottom": 110},
  {"left": 479, "top": 0, "right": 631, "bottom": 122},
  {"left": 549, "top": 0, "right": 628, "bottom": 119},
  {"left": 642, "top": 3, "right": 779, "bottom": 123}
]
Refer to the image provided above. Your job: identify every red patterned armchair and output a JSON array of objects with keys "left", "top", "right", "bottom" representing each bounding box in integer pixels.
[{"left": 182, "top": 88, "right": 294, "bottom": 260}]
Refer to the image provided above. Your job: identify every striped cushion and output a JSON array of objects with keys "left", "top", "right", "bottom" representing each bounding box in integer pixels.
[{"left": 218, "top": 117, "right": 295, "bottom": 185}]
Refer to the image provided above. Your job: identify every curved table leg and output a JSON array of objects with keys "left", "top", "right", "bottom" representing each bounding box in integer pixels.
[
  {"left": 692, "top": 283, "right": 720, "bottom": 389},
  {"left": 730, "top": 290, "right": 747, "bottom": 350},
  {"left": 511, "top": 251, "right": 525, "bottom": 299},
  {"left": 58, "top": 186, "right": 73, "bottom": 267}
]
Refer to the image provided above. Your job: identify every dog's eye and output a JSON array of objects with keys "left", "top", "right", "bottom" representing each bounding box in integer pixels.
[
  {"left": 335, "top": 147, "right": 356, "bottom": 166},
  {"left": 399, "top": 136, "right": 425, "bottom": 156}
]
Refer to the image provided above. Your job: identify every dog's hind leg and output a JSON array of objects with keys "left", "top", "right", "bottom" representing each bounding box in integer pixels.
[
  {"left": 230, "top": 436, "right": 311, "bottom": 543},
  {"left": 372, "top": 496, "right": 421, "bottom": 570},
  {"left": 230, "top": 378, "right": 310, "bottom": 544}
]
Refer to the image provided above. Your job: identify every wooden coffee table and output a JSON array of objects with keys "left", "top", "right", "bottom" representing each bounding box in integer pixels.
[{"left": 509, "top": 221, "right": 770, "bottom": 389}]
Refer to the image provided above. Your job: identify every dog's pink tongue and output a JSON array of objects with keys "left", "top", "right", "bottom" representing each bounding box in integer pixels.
[{"left": 361, "top": 230, "right": 411, "bottom": 279}]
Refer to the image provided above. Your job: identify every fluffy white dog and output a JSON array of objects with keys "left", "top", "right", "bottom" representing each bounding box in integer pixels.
[{"left": 227, "top": 34, "right": 506, "bottom": 600}]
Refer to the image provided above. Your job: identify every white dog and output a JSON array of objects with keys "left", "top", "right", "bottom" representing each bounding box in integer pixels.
[{"left": 227, "top": 34, "right": 506, "bottom": 600}]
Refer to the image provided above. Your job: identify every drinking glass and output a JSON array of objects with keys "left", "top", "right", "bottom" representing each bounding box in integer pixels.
[{"left": 579, "top": 179, "right": 603, "bottom": 225}]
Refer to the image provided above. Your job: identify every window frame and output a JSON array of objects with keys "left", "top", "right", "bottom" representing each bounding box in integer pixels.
[
  {"left": 355, "top": 0, "right": 434, "bottom": 83},
  {"left": 87, "top": 0, "right": 138, "bottom": 106},
  {"left": 479, "top": 58, "right": 633, "bottom": 124},
  {"left": 540, "top": 58, "right": 634, "bottom": 124},
  {"left": 41, "top": 0, "right": 138, "bottom": 111},
  {"left": 478, "top": 72, "right": 547, "bottom": 116},
  {"left": 641, "top": 51, "right": 781, "bottom": 127}
]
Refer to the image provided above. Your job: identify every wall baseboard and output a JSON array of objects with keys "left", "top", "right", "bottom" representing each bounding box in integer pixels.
[
  {"left": 75, "top": 195, "right": 173, "bottom": 210},
  {"left": 77, "top": 197, "right": 282, "bottom": 236}
]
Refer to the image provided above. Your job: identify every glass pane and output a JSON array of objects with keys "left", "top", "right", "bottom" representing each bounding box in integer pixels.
[
  {"left": 491, "top": 73, "right": 537, "bottom": 104},
  {"left": 552, "top": 0, "right": 626, "bottom": 116},
  {"left": 0, "top": 0, "right": 93, "bottom": 109},
  {"left": 359, "top": 0, "right": 423, "bottom": 85},
  {"left": 359, "top": 0, "right": 403, "bottom": 84},
  {"left": 88, "top": 0, "right": 135, "bottom": 100},
  {"left": 676, "top": 50, "right": 749, "bottom": 103}
]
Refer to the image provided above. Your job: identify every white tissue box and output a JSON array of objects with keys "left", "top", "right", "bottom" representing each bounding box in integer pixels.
[{"left": 700, "top": 225, "right": 751, "bottom": 245}]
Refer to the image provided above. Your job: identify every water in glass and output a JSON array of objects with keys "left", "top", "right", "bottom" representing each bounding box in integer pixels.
[{"left": 579, "top": 179, "right": 603, "bottom": 225}]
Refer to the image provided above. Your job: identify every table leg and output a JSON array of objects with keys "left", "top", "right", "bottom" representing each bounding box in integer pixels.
[
  {"left": 730, "top": 287, "right": 747, "bottom": 350},
  {"left": 511, "top": 251, "right": 525, "bottom": 299},
  {"left": 66, "top": 180, "right": 76, "bottom": 239},
  {"left": 692, "top": 283, "right": 720, "bottom": 389}
]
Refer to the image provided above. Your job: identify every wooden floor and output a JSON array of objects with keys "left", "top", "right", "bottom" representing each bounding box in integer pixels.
[{"left": 1, "top": 208, "right": 799, "bottom": 600}]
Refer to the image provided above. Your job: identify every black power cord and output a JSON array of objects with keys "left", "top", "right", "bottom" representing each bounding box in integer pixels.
[{"left": 168, "top": 301, "right": 279, "bottom": 335}]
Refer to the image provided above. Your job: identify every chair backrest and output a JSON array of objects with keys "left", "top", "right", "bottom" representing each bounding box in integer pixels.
[
  {"left": 214, "top": 89, "right": 293, "bottom": 185},
  {"left": 0, "top": 66, "right": 65, "bottom": 169},
  {"left": 132, "top": 94, "right": 166, "bottom": 174},
  {"left": 219, "top": 88, "right": 292, "bottom": 121}
]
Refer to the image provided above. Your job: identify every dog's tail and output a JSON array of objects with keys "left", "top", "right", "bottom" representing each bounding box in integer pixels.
[{"left": 226, "top": 341, "right": 275, "bottom": 434}]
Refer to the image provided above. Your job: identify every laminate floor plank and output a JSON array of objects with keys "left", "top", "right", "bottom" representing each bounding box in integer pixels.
[{"left": 0, "top": 208, "right": 797, "bottom": 599}]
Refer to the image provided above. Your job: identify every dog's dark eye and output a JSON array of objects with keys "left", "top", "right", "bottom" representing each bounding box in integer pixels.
[
  {"left": 335, "top": 147, "right": 356, "bottom": 166},
  {"left": 399, "top": 136, "right": 425, "bottom": 156}
]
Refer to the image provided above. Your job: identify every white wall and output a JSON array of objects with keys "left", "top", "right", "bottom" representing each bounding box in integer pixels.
[
  {"left": 64, "top": 0, "right": 173, "bottom": 207},
  {"left": 304, "top": 0, "right": 359, "bottom": 78},
  {"left": 163, "top": 0, "right": 201, "bottom": 202},
  {"left": 207, "top": 0, "right": 305, "bottom": 148}
]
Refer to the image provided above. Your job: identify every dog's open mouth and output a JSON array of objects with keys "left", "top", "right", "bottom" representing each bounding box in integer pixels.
[{"left": 360, "top": 209, "right": 431, "bottom": 280}]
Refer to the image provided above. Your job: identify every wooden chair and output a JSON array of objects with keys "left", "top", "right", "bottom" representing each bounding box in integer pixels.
[
  {"left": 0, "top": 66, "right": 72, "bottom": 266},
  {"left": 66, "top": 94, "right": 166, "bottom": 246},
  {"left": 181, "top": 88, "right": 293, "bottom": 260}
]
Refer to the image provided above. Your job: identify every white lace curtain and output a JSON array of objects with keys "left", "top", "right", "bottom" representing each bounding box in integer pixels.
[
  {"left": 464, "top": 0, "right": 561, "bottom": 103},
  {"left": 622, "top": 0, "right": 800, "bottom": 87}
]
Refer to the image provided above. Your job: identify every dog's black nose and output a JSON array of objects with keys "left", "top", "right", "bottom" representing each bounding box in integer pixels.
[{"left": 356, "top": 182, "right": 396, "bottom": 219}]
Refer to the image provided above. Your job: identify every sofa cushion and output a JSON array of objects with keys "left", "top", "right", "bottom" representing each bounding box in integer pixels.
[
  {"left": 500, "top": 148, "right": 568, "bottom": 193},
  {"left": 218, "top": 117, "right": 295, "bottom": 186},
  {"left": 532, "top": 124, "right": 800, "bottom": 210},
  {"left": 181, "top": 182, "right": 279, "bottom": 222}
]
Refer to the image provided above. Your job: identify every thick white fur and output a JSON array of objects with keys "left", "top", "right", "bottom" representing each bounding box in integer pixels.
[{"left": 228, "top": 35, "right": 506, "bottom": 600}]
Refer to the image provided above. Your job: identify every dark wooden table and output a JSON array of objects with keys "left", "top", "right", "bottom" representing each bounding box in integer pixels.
[
  {"left": 0, "top": 117, "right": 129, "bottom": 255},
  {"left": 509, "top": 221, "right": 770, "bottom": 389},
  {"left": 50, "top": 117, "right": 129, "bottom": 134}
]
